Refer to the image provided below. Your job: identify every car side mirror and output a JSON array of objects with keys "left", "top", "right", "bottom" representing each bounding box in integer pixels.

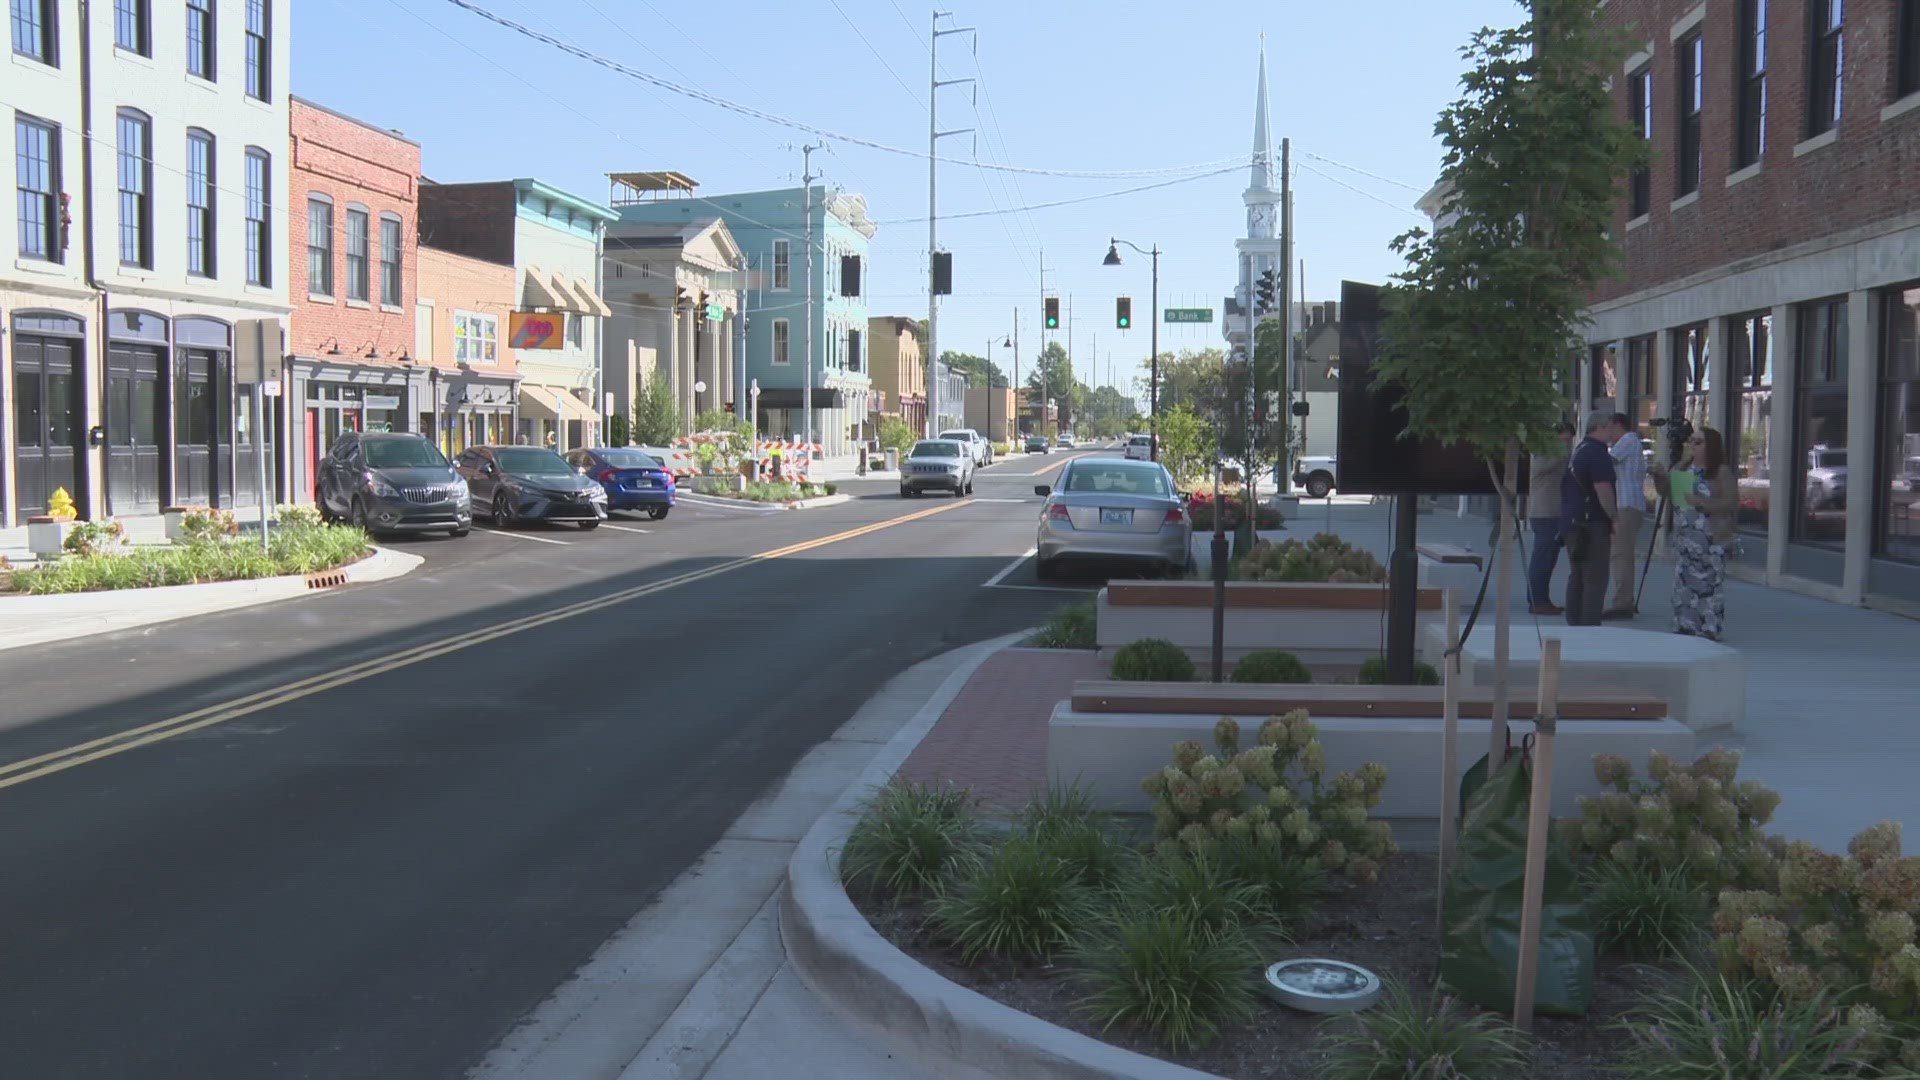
[
  {"left": 1034, "top": 484, "right": 1051, "bottom": 497},
  {"left": 485, "top": 463, "right": 498, "bottom": 475}
]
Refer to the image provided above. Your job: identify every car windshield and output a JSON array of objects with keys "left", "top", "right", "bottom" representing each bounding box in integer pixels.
[
  {"left": 597, "top": 449, "right": 662, "bottom": 469},
  {"left": 911, "top": 441, "right": 961, "bottom": 459},
  {"left": 1813, "top": 450, "right": 1847, "bottom": 468},
  {"left": 1064, "top": 463, "right": 1170, "bottom": 497},
  {"left": 938, "top": 431, "right": 971, "bottom": 442},
  {"left": 493, "top": 447, "right": 575, "bottom": 475},
  {"left": 1129, "top": 436, "right": 1151, "bottom": 446},
  {"left": 364, "top": 439, "right": 449, "bottom": 469}
]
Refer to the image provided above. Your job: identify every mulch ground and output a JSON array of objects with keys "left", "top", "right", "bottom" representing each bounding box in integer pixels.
[{"left": 853, "top": 852, "right": 1673, "bottom": 1079}]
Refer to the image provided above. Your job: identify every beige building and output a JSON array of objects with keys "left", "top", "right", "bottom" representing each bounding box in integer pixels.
[
  {"left": 965, "top": 386, "right": 1016, "bottom": 444},
  {"left": 867, "top": 317, "right": 925, "bottom": 434},
  {"left": 414, "top": 245, "right": 522, "bottom": 455}
]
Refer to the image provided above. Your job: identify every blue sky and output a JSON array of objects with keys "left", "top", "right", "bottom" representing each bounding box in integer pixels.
[{"left": 297, "top": 0, "right": 1526, "bottom": 399}]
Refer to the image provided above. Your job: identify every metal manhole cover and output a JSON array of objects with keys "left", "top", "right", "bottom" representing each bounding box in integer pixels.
[{"left": 1262, "top": 958, "right": 1382, "bottom": 1014}]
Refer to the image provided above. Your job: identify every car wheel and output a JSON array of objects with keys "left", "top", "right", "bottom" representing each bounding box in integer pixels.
[
  {"left": 1306, "top": 473, "right": 1334, "bottom": 499},
  {"left": 965, "top": 479, "right": 974, "bottom": 495},
  {"left": 492, "top": 492, "right": 515, "bottom": 528},
  {"left": 349, "top": 498, "right": 372, "bottom": 533},
  {"left": 578, "top": 520, "right": 599, "bottom": 531},
  {"left": 648, "top": 506, "right": 669, "bottom": 520},
  {"left": 900, "top": 488, "right": 912, "bottom": 498},
  {"left": 1035, "top": 556, "right": 1056, "bottom": 580}
]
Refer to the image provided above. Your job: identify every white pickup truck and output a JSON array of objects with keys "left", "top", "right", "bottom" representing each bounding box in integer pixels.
[{"left": 1291, "top": 455, "right": 1337, "bottom": 499}]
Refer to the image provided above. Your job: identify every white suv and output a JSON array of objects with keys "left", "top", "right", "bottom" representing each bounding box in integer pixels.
[
  {"left": 938, "top": 428, "right": 992, "bottom": 467},
  {"left": 1124, "top": 434, "right": 1155, "bottom": 461}
]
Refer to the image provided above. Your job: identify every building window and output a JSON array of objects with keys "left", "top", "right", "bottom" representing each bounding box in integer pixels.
[
  {"left": 14, "top": 115, "right": 58, "bottom": 262},
  {"left": 1676, "top": 34, "right": 1703, "bottom": 195},
  {"left": 245, "top": 148, "right": 270, "bottom": 286},
  {"left": 345, "top": 207, "right": 369, "bottom": 301},
  {"left": 1736, "top": 0, "right": 1767, "bottom": 166},
  {"left": 1808, "top": 0, "right": 1843, "bottom": 136},
  {"left": 1794, "top": 297, "right": 1849, "bottom": 545},
  {"left": 380, "top": 214, "right": 402, "bottom": 307},
  {"left": 772, "top": 318, "right": 791, "bottom": 364},
  {"left": 306, "top": 197, "right": 333, "bottom": 296},
  {"left": 1627, "top": 335, "right": 1656, "bottom": 434},
  {"left": 114, "top": 0, "right": 147, "bottom": 54},
  {"left": 1729, "top": 313, "right": 1773, "bottom": 534},
  {"left": 10, "top": 0, "right": 55, "bottom": 64},
  {"left": 848, "top": 328, "right": 862, "bottom": 373},
  {"left": 772, "top": 240, "right": 791, "bottom": 291},
  {"left": 1901, "top": 0, "right": 1920, "bottom": 99},
  {"left": 1881, "top": 287, "right": 1920, "bottom": 562},
  {"left": 1673, "top": 324, "right": 1710, "bottom": 431},
  {"left": 245, "top": 0, "right": 269, "bottom": 101},
  {"left": 1629, "top": 66, "right": 1652, "bottom": 217},
  {"left": 115, "top": 109, "right": 151, "bottom": 268},
  {"left": 186, "top": 0, "right": 214, "bottom": 79},
  {"left": 1589, "top": 343, "right": 1617, "bottom": 407},
  {"left": 186, "top": 129, "right": 215, "bottom": 277},
  {"left": 454, "top": 311, "right": 497, "bottom": 365}
]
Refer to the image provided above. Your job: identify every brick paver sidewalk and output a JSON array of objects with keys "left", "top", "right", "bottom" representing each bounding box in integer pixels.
[{"left": 896, "top": 647, "right": 1104, "bottom": 810}]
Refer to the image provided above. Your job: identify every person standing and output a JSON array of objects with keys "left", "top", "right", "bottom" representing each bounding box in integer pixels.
[
  {"left": 1526, "top": 421, "right": 1576, "bottom": 615},
  {"left": 1660, "top": 427, "right": 1738, "bottom": 640},
  {"left": 1562, "top": 410, "right": 1619, "bottom": 626},
  {"left": 1605, "top": 412, "right": 1649, "bottom": 618}
]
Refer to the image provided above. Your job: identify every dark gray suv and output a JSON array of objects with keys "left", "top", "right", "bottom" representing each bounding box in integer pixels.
[{"left": 317, "top": 432, "right": 471, "bottom": 537}]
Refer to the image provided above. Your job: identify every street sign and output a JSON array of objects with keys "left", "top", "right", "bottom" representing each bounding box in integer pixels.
[
  {"left": 1164, "top": 308, "right": 1214, "bottom": 324},
  {"left": 364, "top": 394, "right": 401, "bottom": 411},
  {"left": 703, "top": 302, "right": 727, "bottom": 322},
  {"left": 261, "top": 380, "right": 282, "bottom": 397}
]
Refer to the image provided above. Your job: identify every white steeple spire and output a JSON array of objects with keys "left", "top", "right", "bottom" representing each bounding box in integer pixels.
[{"left": 1251, "top": 38, "right": 1273, "bottom": 193}]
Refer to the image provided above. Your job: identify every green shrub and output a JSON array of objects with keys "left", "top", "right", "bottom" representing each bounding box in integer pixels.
[
  {"left": 1123, "top": 852, "right": 1274, "bottom": 945},
  {"left": 1615, "top": 966, "right": 1880, "bottom": 1079},
  {"left": 1233, "top": 532, "right": 1387, "bottom": 583},
  {"left": 178, "top": 506, "right": 239, "bottom": 543},
  {"left": 1141, "top": 713, "right": 1395, "bottom": 885},
  {"left": 13, "top": 524, "right": 366, "bottom": 594},
  {"left": 1069, "top": 905, "right": 1261, "bottom": 1050},
  {"left": 275, "top": 503, "right": 323, "bottom": 529},
  {"left": 1029, "top": 601, "right": 1096, "bottom": 649},
  {"left": 841, "top": 782, "right": 985, "bottom": 899},
  {"left": 1210, "top": 832, "right": 1326, "bottom": 928},
  {"left": 1316, "top": 980, "right": 1531, "bottom": 1079},
  {"left": 1187, "top": 498, "right": 1283, "bottom": 532},
  {"left": 927, "top": 835, "right": 1097, "bottom": 963},
  {"left": 1111, "top": 639, "right": 1194, "bottom": 682},
  {"left": 824, "top": 482, "right": 838, "bottom": 496},
  {"left": 1019, "top": 783, "right": 1135, "bottom": 889},
  {"left": 1356, "top": 655, "right": 1442, "bottom": 686},
  {"left": 1582, "top": 860, "right": 1709, "bottom": 960},
  {"left": 1712, "top": 822, "right": 1920, "bottom": 1069},
  {"left": 63, "top": 518, "right": 126, "bottom": 556},
  {"left": 878, "top": 416, "right": 917, "bottom": 457},
  {"left": 1574, "top": 749, "right": 1782, "bottom": 895},
  {"left": 1231, "top": 649, "right": 1312, "bottom": 684}
]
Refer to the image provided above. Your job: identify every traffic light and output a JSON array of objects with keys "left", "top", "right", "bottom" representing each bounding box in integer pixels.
[
  {"left": 1255, "top": 269, "right": 1279, "bottom": 313},
  {"left": 931, "top": 251, "right": 953, "bottom": 296},
  {"left": 1116, "top": 297, "right": 1132, "bottom": 329},
  {"left": 1044, "top": 297, "right": 1060, "bottom": 329}
]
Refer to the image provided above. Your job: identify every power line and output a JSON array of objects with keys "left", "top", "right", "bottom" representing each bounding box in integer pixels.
[
  {"left": 1296, "top": 161, "right": 1426, "bottom": 219},
  {"left": 826, "top": 0, "right": 925, "bottom": 106},
  {"left": 1298, "top": 148, "right": 1426, "bottom": 193},
  {"left": 439, "top": 0, "right": 1246, "bottom": 179},
  {"left": 877, "top": 165, "right": 1242, "bottom": 223}
]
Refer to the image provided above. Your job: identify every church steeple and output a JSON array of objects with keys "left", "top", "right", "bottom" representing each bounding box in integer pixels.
[{"left": 1250, "top": 42, "right": 1273, "bottom": 194}]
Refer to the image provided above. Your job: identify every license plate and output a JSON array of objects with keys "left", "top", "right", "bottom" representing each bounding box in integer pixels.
[{"left": 1101, "top": 508, "right": 1133, "bottom": 525}]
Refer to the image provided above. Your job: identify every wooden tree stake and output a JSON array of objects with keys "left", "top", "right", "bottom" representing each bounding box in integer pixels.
[
  {"left": 1438, "top": 588, "right": 1462, "bottom": 929},
  {"left": 1512, "top": 637, "right": 1561, "bottom": 1033}
]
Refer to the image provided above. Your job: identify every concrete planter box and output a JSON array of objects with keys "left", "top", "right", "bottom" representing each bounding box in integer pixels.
[
  {"left": 1096, "top": 580, "right": 1445, "bottom": 667},
  {"left": 161, "top": 507, "right": 195, "bottom": 543},
  {"left": 1419, "top": 623, "right": 1745, "bottom": 735},
  {"left": 25, "top": 518, "right": 73, "bottom": 559},
  {"left": 1049, "top": 681, "right": 1693, "bottom": 822}
]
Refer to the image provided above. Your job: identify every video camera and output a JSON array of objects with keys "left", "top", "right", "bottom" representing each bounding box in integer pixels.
[{"left": 1648, "top": 415, "right": 1694, "bottom": 466}]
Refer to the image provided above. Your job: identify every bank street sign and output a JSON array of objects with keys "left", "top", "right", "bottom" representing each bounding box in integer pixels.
[{"left": 1163, "top": 308, "right": 1214, "bottom": 324}]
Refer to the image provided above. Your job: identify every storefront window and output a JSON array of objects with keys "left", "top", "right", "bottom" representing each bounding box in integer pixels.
[
  {"left": 1627, "top": 335, "right": 1656, "bottom": 434},
  {"left": 1879, "top": 286, "right": 1920, "bottom": 563},
  {"left": 1588, "top": 343, "right": 1615, "bottom": 411},
  {"left": 1794, "top": 297, "right": 1849, "bottom": 545},
  {"left": 1728, "top": 312, "right": 1773, "bottom": 533},
  {"left": 1673, "top": 324, "right": 1710, "bottom": 431}
]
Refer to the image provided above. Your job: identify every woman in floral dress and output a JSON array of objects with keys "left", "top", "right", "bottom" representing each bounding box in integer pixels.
[{"left": 1664, "top": 427, "right": 1738, "bottom": 640}]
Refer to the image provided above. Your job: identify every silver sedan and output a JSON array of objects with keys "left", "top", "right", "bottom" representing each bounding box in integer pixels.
[{"left": 1033, "top": 458, "right": 1192, "bottom": 579}]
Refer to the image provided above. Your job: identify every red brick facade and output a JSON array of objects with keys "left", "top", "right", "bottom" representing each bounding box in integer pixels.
[
  {"left": 1594, "top": 0, "right": 1920, "bottom": 304},
  {"left": 288, "top": 98, "right": 422, "bottom": 362}
]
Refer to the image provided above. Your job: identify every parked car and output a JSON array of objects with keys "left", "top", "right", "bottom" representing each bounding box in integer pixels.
[
  {"left": 1804, "top": 445, "right": 1847, "bottom": 511},
  {"left": 1123, "top": 434, "right": 1155, "bottom": 461},
  {"left": 901, "top": 439, "right": 975, "bottom": 497},
  {"left": 317, "top": 431, "right": 470, "bottom": 537},
  {"left": 938, "top": 428, "right": 992, "bottom": 466},
  {"left": 567, "top": 447, "right": 676, "bottom": 520},
  {"left": 1024, "top": 434, "right": 1051, "bottom": 454},
  {"left": 1056, "top": 432, "right": 1075, "bottom": 448},
  {"left": 1033, "top": 457, "right": 1191, "bottom": 579},
  {"left": 1293, "top": 455, "right": 1338, "bottom": 499},
  {"left": 456, "top": 445, "right": 608, "bottom": 529}
]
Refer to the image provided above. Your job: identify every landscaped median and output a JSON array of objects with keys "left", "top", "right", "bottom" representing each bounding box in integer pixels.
[
  {"left": 685, "top": 477, "right": 849, "bottom": 509},
  {"left": 785, "top": 618, "right": 1920, "bottom": 1080}
]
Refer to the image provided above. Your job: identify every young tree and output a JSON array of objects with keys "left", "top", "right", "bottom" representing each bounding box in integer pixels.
[
  {"left": 1156, "top": 404, "right": 1216, "bottom": 489},
  {"left": 631, "top": 376, "right": 682, "bottom": 446},
  {"left": 1376, "top": 0, "right": 1639, "bottom": 735}
]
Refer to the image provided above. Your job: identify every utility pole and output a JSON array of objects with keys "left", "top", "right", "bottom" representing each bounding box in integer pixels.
[
  {"left": 927, "top": 12, "right": 976, "bottom": 437},
  {"left": 1011, "top": 305, "right": 1020, "bottom": 438},
  {"left": 1065, "top": 294, "right": 1073, "bottom": 434},
  {"left": 1280, "top": 137, "right": 1294, "bottom": 493},
  {"left": 802, "top": 143, "right": 821, "bottom": 452}
]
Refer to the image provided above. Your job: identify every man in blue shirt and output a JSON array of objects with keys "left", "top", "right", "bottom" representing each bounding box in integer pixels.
[{"left": 1560, "top": 410, "right": 1619, "bottom": 626}]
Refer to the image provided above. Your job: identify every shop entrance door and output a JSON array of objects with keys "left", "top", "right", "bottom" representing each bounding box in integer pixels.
[{"left": 11, "top": 332, "right": 83, "bottom": 517}]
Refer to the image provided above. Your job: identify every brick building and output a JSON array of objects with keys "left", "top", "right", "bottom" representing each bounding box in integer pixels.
[
  {"left": 286, "top": 98, "right": 422, "bottom": 501},
  {"left": 414, "top": 245, "right": 520, "bottom": 455},
  {"left": 866, "top": 316, "right": 926, "bottom": 434},
  {"left": 1578, "top": 0, "right": 1920, "bottom": 612}
]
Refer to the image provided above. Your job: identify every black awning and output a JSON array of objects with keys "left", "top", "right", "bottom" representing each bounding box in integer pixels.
[{"left": 754, "top": 388, "right": 844, "bottom": 410}]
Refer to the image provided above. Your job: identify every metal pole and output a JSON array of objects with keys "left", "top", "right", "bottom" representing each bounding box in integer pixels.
[
  {"left": 1149, "top": 246, "right": 1160, "bottom": 461},
  {"left": 803, "top": 144, "right": 819, "bottom": 456},
  {"left": 256, "top": 323, "right": 271, "bottom": 553},
  {"left": 1012, "top": 307, "right": 1021, "bottom": 441},
  {"left": 926, "top": 11, "right": 938, "bottom": 439},
  {"left": 1280, "top": 138, "right": 1294, "bottom": 492}
]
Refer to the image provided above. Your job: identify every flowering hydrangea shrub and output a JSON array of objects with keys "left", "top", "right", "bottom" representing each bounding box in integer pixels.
[
  {"left": 1140, "top": 711, "right": 1394, "bottom": 885},
  {"left": 1232, "top": 532, "right": 1387, "bottom": 583},
  {"left": 1573, "top": 749, "right": 1782, "bottom": 893}
]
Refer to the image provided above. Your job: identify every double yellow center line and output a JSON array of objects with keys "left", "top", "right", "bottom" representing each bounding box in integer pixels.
[{"left": 0, "top": 499, "right": 970, "bottom": 793}]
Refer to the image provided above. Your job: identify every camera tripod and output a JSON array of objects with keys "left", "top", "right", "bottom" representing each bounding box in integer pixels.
[{"left": 1633, "top": 416, "right": 1694, "bottom": 612}]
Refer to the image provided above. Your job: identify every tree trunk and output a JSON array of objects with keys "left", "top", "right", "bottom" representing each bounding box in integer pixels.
[{"left": 1489, "top": 443, "right": 1518, "bottom": 765}]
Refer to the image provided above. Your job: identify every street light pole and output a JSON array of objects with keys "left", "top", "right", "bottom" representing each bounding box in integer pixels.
[{"left": 1103, "top": 238, "right": 1161, "bottom": 461}]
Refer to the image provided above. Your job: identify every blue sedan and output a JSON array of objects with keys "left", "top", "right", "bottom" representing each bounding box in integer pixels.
[{"left": 567, "top": 447, "right": 677, "bottom": 519}]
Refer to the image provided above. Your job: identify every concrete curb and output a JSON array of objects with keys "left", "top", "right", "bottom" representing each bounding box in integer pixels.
[
  {"left": 786, "top": 493, "right": 855, "bottom": 511},
  {"left": 780, "top": 636, "right": 1224, "bottom": 1080}
]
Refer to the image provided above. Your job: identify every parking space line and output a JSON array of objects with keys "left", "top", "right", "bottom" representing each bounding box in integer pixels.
[
  {"left": 983, "top": 548, "right": 1037, "bottom": 589},
  {"left": 599, "top": 524, "right": 651, "bottom": 534},
  {"left": 475, "top": 528, "right": 572, "bottom": 546}
]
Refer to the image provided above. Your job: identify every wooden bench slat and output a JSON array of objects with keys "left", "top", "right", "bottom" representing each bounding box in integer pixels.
[
  {"left": 1415, "top": 542, "right": 1484, "bottom": 566},
  {"left": 1068, "top": 680, "right": 1668, "bottom": 720},
  {"left": 1105, "top": 581, "right": 1443, "bottom": 611}
]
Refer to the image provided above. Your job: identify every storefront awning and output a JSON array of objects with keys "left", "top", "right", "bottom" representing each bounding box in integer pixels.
[
  {"left": 521, "top": 266, "right": 614, "bottom": 319},
  {"left": 559, "top": 275, "right": 613, "bottom": 318},
  {"left": 519, "top": 384, "right": 598, "bottom": 427}
]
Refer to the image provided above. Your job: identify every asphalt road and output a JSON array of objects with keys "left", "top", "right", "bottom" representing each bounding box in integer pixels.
[{"left": 0, "top": 451, "right": 1102, "bottom": 1079}]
